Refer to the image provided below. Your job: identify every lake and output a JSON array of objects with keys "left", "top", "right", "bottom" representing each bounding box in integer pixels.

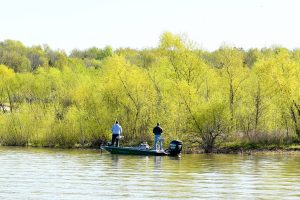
[{"left": 0, "top": 147, "right": 300, "bottom": 199}]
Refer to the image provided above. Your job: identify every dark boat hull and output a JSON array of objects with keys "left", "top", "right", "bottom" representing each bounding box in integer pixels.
[{"left": 101, "top": 146, "right": 170, "bottom": 156}]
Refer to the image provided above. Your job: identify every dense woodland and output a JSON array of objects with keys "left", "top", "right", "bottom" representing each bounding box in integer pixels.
[{"left": 0, "top": 32, "right": 300, "bottom": 152}]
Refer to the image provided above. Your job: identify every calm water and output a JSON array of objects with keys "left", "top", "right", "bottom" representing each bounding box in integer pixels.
[{"left": 0, "top": 147, "right": 300, "bottom": 199}]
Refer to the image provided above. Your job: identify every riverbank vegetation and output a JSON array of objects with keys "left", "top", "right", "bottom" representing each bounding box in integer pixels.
[{"left": 0, "top": 32, "right": 300, "bottom": 153}]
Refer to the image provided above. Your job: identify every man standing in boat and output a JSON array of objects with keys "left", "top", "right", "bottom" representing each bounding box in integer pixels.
[
  {"left": 111, "top": 121, "right": 122, "bottom": 147},
  {"left": 153, "top": 123, "right": 163, "bottom": 150}
]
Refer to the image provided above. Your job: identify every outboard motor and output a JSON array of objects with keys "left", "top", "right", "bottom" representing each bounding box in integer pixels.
[{"left": 168, "top": 140, "right": 183, "bottom": 155}]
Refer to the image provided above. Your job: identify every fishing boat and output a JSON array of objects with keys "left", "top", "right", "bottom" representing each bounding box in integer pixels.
[{"left": 101, "top": 140, "right": 182, "bottom": 156}]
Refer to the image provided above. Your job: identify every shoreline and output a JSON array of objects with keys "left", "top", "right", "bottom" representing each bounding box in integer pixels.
[
  {"left": 1, "top": 145, "right": 300, "bottom": 155},
  {"left": 212, "top": 146, "right": 300, "bottom": 155}
]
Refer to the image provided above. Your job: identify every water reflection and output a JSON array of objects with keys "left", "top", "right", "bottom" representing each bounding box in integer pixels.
[
  {"left": 153, "top": 156, "right": 162, "bottom": 167},
  {"left": 110, "top": 154, "right": 120, "bottom": 167},
  {"left": 1, "top": 147, "right": 300, "bottom": 199}
]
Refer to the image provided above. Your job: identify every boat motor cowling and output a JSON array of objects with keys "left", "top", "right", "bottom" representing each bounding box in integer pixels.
[{"left": 168, "top": 140, "right": 183, "bottom": 155}]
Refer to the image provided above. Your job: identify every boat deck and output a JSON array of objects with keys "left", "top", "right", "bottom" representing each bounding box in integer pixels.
[{"left": 101, "top": 146, "right": 169, "bottom": 156}]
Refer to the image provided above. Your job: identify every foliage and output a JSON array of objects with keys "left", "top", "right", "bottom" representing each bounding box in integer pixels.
[{"left": 0, "top": 34, "right": 300, "bottom": 152}]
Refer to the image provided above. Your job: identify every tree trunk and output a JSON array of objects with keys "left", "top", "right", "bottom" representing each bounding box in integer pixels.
[
  {"left": 254, "top": 84, "right": 261, "bottom": 134},
  {"left": 202, "top": 133, "right": 216, "bottom": 153},
  {"left": 6, "top": 88, "right": 13, "bottom": 113},
  {"left": 291, "top": 102, "right": 300, "bottom": 138}
]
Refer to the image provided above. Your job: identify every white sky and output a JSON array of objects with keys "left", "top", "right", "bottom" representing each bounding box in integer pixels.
[{"left": 0, "top": 0, "right": 300, "bottom": 52}]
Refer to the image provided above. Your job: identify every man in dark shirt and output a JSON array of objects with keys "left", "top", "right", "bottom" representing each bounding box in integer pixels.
[{"left": 153, "top": 123, "right": 163, "bottom": 150}]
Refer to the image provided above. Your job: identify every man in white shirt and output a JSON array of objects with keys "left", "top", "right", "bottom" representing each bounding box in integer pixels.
[{"left": 111, "top": 121, "right": 122, "bottom": 147}]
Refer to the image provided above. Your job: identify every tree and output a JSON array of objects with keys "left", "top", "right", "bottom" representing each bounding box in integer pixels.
[
  {"left": 0, "top": 40, "right": 31, "bottom": 72},
  {"left": 101, "top": 55, "right": 157, "bottom": 143},
  {"left": 0, "top": 65, "right": 15, "bottom": 112},
  {"left": 211, "top": 47, "right": 248, "bottom": 131},
  {"left": 27, "top": 46, "right": 48, "bottom": 70}
]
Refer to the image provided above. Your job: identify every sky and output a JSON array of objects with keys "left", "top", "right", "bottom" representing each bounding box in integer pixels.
[{"left": 1, "top": 0, "right": 300, "bottom": 53}]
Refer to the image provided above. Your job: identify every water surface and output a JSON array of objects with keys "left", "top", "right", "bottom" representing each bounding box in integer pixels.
[{"left": 0, "top": 147, "right": 300, "bottom": 199}]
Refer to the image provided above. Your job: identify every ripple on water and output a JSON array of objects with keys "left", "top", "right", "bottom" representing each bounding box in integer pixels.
[{"left": 1, "top": 148, "right": 300, "bottom": 199}]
